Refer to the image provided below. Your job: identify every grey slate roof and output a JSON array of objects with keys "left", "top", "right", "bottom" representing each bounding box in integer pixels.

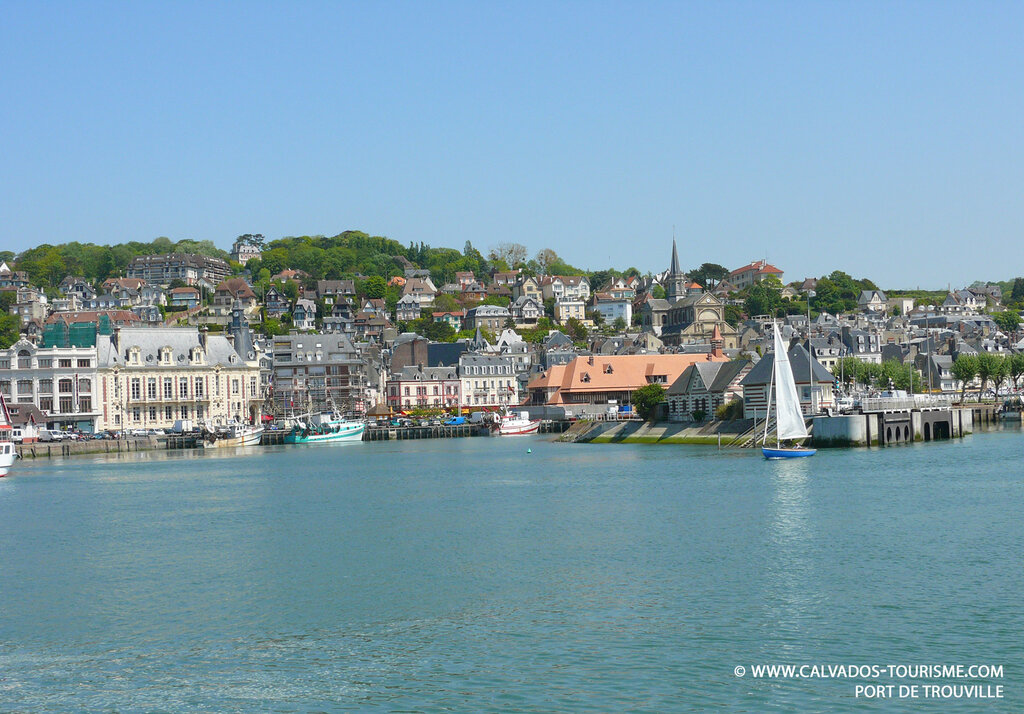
[{"left": 740, "top": 344, "right": 834, "bottom": 386}]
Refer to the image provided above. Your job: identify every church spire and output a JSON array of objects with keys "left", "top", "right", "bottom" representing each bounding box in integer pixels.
[{"left": 670, "top": 238, "right": 681, "bottom": 276}]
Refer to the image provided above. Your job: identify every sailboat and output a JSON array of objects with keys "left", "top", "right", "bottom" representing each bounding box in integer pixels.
[{"left": 762, "top": 322, "right": 816, "bottom": 459}]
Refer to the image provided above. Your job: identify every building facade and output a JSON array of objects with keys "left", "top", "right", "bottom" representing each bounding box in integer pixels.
[
  {"left": 95, "top": 325, "right": 261, "bottom": 431},
  {"left": 0, "top": 338, "right": 101, "bottom": 431}
]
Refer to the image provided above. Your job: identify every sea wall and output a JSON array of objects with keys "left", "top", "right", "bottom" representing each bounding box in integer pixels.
[{"left": 558, "top": 419, "right": 754, "bottom": 445}]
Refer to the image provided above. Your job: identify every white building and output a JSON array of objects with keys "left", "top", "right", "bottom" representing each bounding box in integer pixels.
[
  {"left": 0, "top": 338, "right": 101, "bottom": 431},
  {"left": 95, "top": 326, "right": 262, "bottom": 431},
  {"left": 458, "top": 354, "right": 519, "bottom": 409}
]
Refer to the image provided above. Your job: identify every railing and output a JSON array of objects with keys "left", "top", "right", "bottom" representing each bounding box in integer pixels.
[{"left": 860, "top": 395, "right": 953, "bottom": 412}]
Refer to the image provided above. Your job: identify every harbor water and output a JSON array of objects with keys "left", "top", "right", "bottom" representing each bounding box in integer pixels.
[{"left": 1, "top": 429, "right": 1021, "bottom": 711}]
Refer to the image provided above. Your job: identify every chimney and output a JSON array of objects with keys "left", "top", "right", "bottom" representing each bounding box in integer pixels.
[
  {"left": 199, "top": 325, "right": 208, "bottom": 349},
  {"left": 710, "top": 324, "right": 724, "bottom": 359},
  {"left": 587, "top": 355, "right": 594, "bottom": 366}
]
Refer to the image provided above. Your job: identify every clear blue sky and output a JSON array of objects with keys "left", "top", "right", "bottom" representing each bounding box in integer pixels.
[{"left": 3, "top": 1, "right": 1022, "bottom": 288}]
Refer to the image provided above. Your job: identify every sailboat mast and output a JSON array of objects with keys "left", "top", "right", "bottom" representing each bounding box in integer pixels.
[{"left": 763, "top": 322, "right": 775, "bottom": 446}]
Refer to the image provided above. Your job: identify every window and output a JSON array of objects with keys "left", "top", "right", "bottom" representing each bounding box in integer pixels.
[
  {"left": 196, "top": 405, "right": 204, "bottom": 419},
  {"left": 59, "top": 358, "right": 72, "bottom": 368},
  {"left": 77, "top": 359, "right": 90, "bottom": 368},
  {"left": 133, "top": 407, "right": 141, "bottom": 422},
  {"left": 149, "top": 407, "right": 157, "bottom": 420},
  {"left": 194, "top": 378, "right": 204, "bottom": 398},
  {"left": 164, "top": 378, "right": 173, "bottom": 399},
  {"left": 179, "top": 377, "right": 189, "bottom": 399},
  {"left": 231, "top": 379, "right": 239, "bottom": 395},
  {"left": 165, "top": 406, "right": 173, "bottom": 420},
  {"left": 39, "top": 397, "right": 53, "bottom": 412},
  {"left": 131, "top": 378, "right": 141, "bottom": 400},
  {"left": 147, "top": 378, "right": 157, "bottom": 399},
  {"left": 78, "top": 378, "right": 91, "bottom": 393},
  {"left": 250, "top": 377, "right": 257, "bottom": 397},
  {"left": 0, "top": 380, "right": 8, "bottom": 395},
  {"left": 113, "top": 414, "right": 120, "bottom": 425},
  {"left": 215, "top": 377, "right": 221, "bottom": 396},
  {"left": 38, "top": 358, "right": 51, "bottom": 368},
  {"left": 59, "top": 378, "right": 74, "bottom": 393},
  {"left": 17, "top": 379, "right": 32, "bottom": 395},
  {"left": 0, "top": 359, "right": 8, "bottom": 369},
  {"left": 59, "top": 396, "right": 74, "bottom": 413},
  {"left": 181, "top": 406, "right": 189, "bottom": 419}
]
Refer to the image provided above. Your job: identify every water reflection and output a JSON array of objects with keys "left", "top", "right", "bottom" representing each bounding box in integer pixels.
[{"left": 763, "top": 458, "right": 820, "bottom": 651}]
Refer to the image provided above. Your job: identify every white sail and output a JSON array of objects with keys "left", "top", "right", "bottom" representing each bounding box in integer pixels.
[{"left": 772, "top": 323, "right": 808, "bottom": 440}]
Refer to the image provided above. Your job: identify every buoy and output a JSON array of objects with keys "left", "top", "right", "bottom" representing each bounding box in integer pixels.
[{"left": 527, "top": 448, "right": 532, "bottom": 453}]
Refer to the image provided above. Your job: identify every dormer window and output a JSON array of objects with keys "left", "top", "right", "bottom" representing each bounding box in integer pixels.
[
  {"left": 161, "top": 347, "right": 173, "bottom": 365},
  {"left": 129, "top": 347, "right": 141, "bottom": 365},
  {"left": 191, "top": 347, "right": 205, "bottom": 365}
]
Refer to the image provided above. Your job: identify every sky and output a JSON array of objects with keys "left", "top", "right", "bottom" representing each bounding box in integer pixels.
[{"left": 2, "top": 1, "right": 1022, "bottom": 289}]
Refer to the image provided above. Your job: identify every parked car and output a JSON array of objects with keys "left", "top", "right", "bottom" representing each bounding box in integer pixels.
[
  {"left": 39, "top": 429, "right": 65, "bottom": 442},
  {"left": 444, "top": 416, "right": 466, "bottom": 426},
  {"left": 130, "top": 428, "right": 149, "bottom": 437}
]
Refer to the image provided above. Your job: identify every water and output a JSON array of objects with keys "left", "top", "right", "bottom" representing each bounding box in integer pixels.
[{"left": 1, "top": 430, "right": 1021, "bottom": 712}]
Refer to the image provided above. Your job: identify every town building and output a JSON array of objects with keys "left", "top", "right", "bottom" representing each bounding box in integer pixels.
[
  {"left": 292, "top": 299, "right": 317, "bottom": 331},
  {"left": 728, "top": 260, "right": 784, "bottom": 290},
  {"left": 229, "top": 237, "right": 261, "bottom": 265},
  {"left": 213, "top": 278, "right": 258, "bottom": 316},
  {"left": 509, "top": 296, "right": 543, "bottom": 327},
  {"left": 268, "top": 332, "right": 365, "bottom": 414},
  {"left": 526, "top": 352, "right": 728, "bottom": 415},
  {"left": 386, "top": 365, "right": 461, "bottom": 410},
  {"left": 512, "top": 276, "right": 543, "bottom": 302},
  {"left": 465, "top": 304, "right": 511, "bottom": 332},
  {"left": 540, "top": 275, "right": 591, "bottom": 302},
  {"left": 168, "top": 286, "right": 201, "bottom": 308},
  {"left": 0, "top": 338, "right": 101, "bottom": 431},
  {"left": 94, "top": 321, "right": 262, "bottom": 431},
  {"left": 458, "top": 353, "right": 519, "bottom": 409},
  {"left": 666, "top": 357, "right": 751, "bottom": 422},
  {"left": 553, "top": 299, "right": 585, "bottom": 324},
  {"left": 126, "top": 253, "right": 231, "bottom": 287}
]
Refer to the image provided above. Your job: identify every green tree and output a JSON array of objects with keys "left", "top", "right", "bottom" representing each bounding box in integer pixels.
[
  {"left": 631, "top": 383, "right": 666, "bottom": 420},
  {"left": 724, "top": 305, "right": 743, "bottom": 327},
  {"left": 1008, "top": 353, "right": 1024, "bottom": 391},
  {"left": 613, "top": 316, "right": 627, "bottom": 331},
  {"left": 991, "top": 310, "right": 1021, "bottom": 333},
  {"left": 362, "top": 275, "right": 387, "bottom": 299},
  {"left": 651, "top": 284, "right": 666, "bottom": 300},
  {"left": 432, "top": 293, "right": 460, "bottom": 313},
  {"left": 744, "top": 283, "right": 782, "bottom": 317},
  {"left": 565, "top": 317, "right": 588, "bottom": 341},
  {"left": 687, "top": 263, "right": 729, "bottom": 291},
  {"left": 975, "top": 353, "right": 1004, "bottom": 400},
  {"left": 0, "top": 314, "right": 20, "bottom": 348},
  {"left": 951, "top": 354, "right": 979, "bottom": 403},
  {"left": 1011, "top": 277, "right": 1024, "bottom": 303}
]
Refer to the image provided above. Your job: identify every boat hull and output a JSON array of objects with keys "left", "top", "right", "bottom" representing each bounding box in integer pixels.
[
  {"left": 200, "top": 428, "right": 264, "bottom": 448},
  {"left": 0, "top": 441, "right": 16, "bottom": 476},
  {"left": 285, "top": 422, "right": 365, "bottom": 444},
  {"left": 497, "top": 420, "right": 540, "bottom": 436},
  {"left": 762, "top": 446, "right": 817, "bottom": 459}
]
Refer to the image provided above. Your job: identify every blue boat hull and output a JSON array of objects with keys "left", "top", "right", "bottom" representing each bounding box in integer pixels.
[{"left": 762, "top": 446, "right": 817, "bottom": 459}]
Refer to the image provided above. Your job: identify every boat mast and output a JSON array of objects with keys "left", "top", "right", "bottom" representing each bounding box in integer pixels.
[{"left": 763, "top": 321, "right": 775, "bottom": 446}]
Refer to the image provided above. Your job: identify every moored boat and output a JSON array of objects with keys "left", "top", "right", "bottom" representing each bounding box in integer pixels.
[
  {"left": 284, "top": 413, "right": 365, "bottom": 444},
  {"left": 496, "top": 411, "right": 541, "bottom": 436},
  {"left": 199, "top": 422, "right": 265, "bottom": 448},
  {"left": 0, "top": 393, "right": 16, "bottom": 476}
]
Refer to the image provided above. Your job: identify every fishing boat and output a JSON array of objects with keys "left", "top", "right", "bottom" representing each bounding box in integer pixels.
[
  {"left": 199, "top": 421, "right": 264, "bottom": 448},
  {"left": 0, "top": 392, "right": 16, "bottom": 476},
  {"left": 495, "top": 411, "right": 541, "bottom": 436},
  {"left": 284, "top": 412, "right": 365, "bottom": 444},
  {"left": 762, "top": 322, "right": 816, "bottom": 459}
]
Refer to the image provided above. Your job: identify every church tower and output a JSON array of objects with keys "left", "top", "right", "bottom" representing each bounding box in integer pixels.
[{"left": 665, "top": 238, "right": 687, "bottom": 301}]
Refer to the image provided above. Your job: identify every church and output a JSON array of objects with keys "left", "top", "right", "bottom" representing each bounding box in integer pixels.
[{"left": 640, "top": 240, "right": 739, "bottom": 349}]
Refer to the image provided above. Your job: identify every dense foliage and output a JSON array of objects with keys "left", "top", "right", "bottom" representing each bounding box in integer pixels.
[{"left": 631, "top": 383, "right": 666, "bottom": 420}]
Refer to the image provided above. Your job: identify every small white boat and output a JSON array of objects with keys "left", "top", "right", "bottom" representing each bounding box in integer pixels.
[
  {"left": 496, "top": 411, "right": 541, "bottom": 436},
  {"left": 199, "top": 422, "right": 265, "bottom": 448}
]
